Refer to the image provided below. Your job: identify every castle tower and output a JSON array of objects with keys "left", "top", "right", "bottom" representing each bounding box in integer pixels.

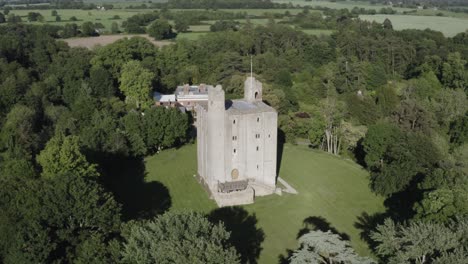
[
  {"left": 206, "top": 85, "right": 226, "bottom": 190},
  {"left": 244, "top": 76, "right": 262, "bottom": 102}
]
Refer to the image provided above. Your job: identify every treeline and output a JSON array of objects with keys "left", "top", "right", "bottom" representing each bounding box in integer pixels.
[
  {"left": 151, "top": 16, "right": 468, "bottom": 261},
  {"left": 154, "top": 0, "right": 278, "bottom": 9},
  {"left": 0, "top": 24, "right": 200, "bottom": 262},
  {"left": 364, "top": 0, "right": 468, "bottom": 8},
  {"left": 0, "top": 11, "right": 467, "bottom": 263}
]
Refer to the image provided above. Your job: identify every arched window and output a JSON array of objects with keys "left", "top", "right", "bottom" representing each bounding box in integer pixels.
[
  {"left": 257, "top": 117, "right": 260, "bottom": 122},
  {"left": 231, "top": 169, "right": 239, "bottom": 180},
  {"left": 233, "top": 148, "right": 236, "bottom": 154},
  {"left": 255, "top": 91, "right": 259, "bottom": 99}
]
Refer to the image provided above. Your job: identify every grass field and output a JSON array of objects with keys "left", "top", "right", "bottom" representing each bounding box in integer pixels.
[
  {"left": 360, "top": 14, "right": 468, "bottom": 37},
  {"left": 301, "top": 29, "right": 334, "bottom": 36},
  {"left": 273, "top": 0, "right": 411, "bottom": 12},
  {"left": 145, "top": 143, "right": 384, "bottom": 263},
  {"left": 10, "top": 9, "right": 146, "bottom": 31}
]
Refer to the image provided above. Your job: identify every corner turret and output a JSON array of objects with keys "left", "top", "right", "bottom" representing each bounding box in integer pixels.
[{"left": 244, "top": 76, "right": 262, "bottom": 102}]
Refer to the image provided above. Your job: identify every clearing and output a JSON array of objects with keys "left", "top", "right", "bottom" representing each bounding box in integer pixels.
[
  {"left": 63, "top": 34, "right": 173, "bottom": 49},
  {"left": 360, "top": 14, "right": 468, "bottom": 37},
  {"left": 145, "top": 143, "right": 384, "bottom": 264}
]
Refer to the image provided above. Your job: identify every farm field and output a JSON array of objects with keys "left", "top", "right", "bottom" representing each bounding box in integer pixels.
[
  {"left": 273, "top": 0, "right": 411, "bottom": 12},
  {"left": 176, "top": 31, "right": 208, "bottom": 40},
  {"left": 145, "top": 143, "right": 385, "bottom": 264},
  {"left": 63, "top": 34, "right": 172, "bottom": 49},
  {"left": 8, "top": 8, "right": 298, "bottom": 32},
  {"left": 9, "top": 8, "right": 148, "bottom": 30},
  {"left": 360, "top": 14, "right": 468, "bottom": 37},
  {"left": 301, "top": 28, "right": 334, "bottom": 36}
]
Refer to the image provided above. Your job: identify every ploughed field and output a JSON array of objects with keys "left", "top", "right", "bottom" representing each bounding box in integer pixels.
[{"left": 144, "top": 143, "right": 384, "bottom": 263}]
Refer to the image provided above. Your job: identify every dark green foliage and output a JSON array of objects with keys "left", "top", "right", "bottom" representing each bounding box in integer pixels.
[
  {"left": 80, "top": 21, "right": 97, "bottom": 36},
  {"left": 383, "top": 18, "right": 393, "bottom": 30},
  {"left": 121, "top": 211, "right": 240, "bottom": 263},
  {"left": 365, "top": 129, "right": 441, "bottom": 196},
  {"left": 371, "top": 217, "right": 468, "bottom": 264},
  {"left": 346, "top": 94, "right": 380, "bottom": 125},
  {"left": 27, "top": 12, "right": 43, "bottom": 22},
  {"left": 143, "top": 107, "right": 189, "bottom": 153},
  {"left": 174, "top": 16, "right": 190, "bottom": 32},
  {"left": 375, "top": 85, "right": 399, "bottom": 117},
  {"left": 62, "top": 23, "right": 79, "bottom": 38},
  {"left": 91, "top": 37, "right": 158, "bottom": 79},
  {"left": 80, "top": 108, "right": 131, "bottom": 156},
  {"left": 111, "top": 22, "right": 119, "bottom": 34},
  {"left": 449, "top": 113, "right": 468, "bottom": 147},
  {"left": 0, "top": 105, "right": 39, "bottom": 154},
  {"left": 0, "top": 174, "right": 122, "bottom": 263},
  {"left": 45, "top": 47, "right": 94, "bottom": 105},
  {"left": 7, "top": 14, "right": 22, "bottom": 23},
  {"left": 0, "top": 13, "right": 5, "bottom": 23},
  {"left": 89, "top": 66, "right": 115, "bottom": 98},
  {"left": 210, "top": 20, "right": 240, "bottom": 32},
  {"left": 147, "top": 19, "right": 175, "bottom": 40}
]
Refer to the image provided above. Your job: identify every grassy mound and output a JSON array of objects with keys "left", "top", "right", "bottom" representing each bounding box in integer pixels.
[{"left": 145, "top": 143, "right": 384, "bottom": 263}]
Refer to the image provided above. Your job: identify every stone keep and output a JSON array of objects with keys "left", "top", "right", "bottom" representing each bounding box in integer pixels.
[{"left": 196, "top": 76, "right": 277, "bottom": 206}]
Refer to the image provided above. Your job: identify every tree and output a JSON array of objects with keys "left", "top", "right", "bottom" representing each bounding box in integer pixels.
[
  {"left": 51, "top": 10, "right": 58, "bottom": 16},
  {"left": 0, "top": 12, "right": 5, "bottom": 23},
  {"left": 81, "top": 21, "right": 97, "bottom": 36},
  {"left": 441, "top": 52, "right": 467, "bottom": 90},
  {"left": 0, "top": 174, "right": 122, "bottom": 263},
  {"left": 36, "top": 134, "right": 99, "bottom": 179},
  {"left": 62, "top": 23, "right": 79, "bottom": 38},
  {"left": 111, "top": 21, "right": 119, "bottom": 34},
  {"left": 122, "top": 111, "right": 147, "bottom": 156},
  {"left": 70, "top": 16, "right": 78, "bottom": 21},
  {"left": 147, "top": 19, "right": 175, "bottom": 40},
  {"left": 91, "top": 37, "right": 158, "bottom": 79},
  {"left": 79, "top": 107, "right": 130, "bottom": 156},
  {"left": 122, "top": 211, "right": 240, "bottom": 263},
  {"left": 7, "top": 14, "right": 22, "bottom": 23},
  {"left": 3, "top": 7, "right": 11, "bottom": 15},
  {"left": 362, "top": 122, "right": 401, "bottom": 169},
  {"left": 370, "top": 218, "right": 468, "bottom": 264},
  {"left": 55, "top": 15, "right": 61, "bottom": 22},
  {"left": 210, "top": 20, "right": 240, "bottom": 32},
  {"left": 142, "top": 107, "right": 189, "bottom": 152},
  {"left": 383, "top": 18, "right": 393, "bottom": 30},
  {"left": 27, "top": 12, "right": 44, "bottom": 22},
  {"left": 118, "top": 60, "right": 155, "bottom": 109},
  {"left": 0, "top": 146, "right": 36, "bottom": 179},
  {"left": 0, "top": 105, "right": 38, "bottom": 154},
  {"left": 290, "top": 230, "right": 375, "bottom": 264},
  {"left": 89, "top": 66, "right": 115, "bottom": 97},
  {"left": 174, "top": 17, "right": 190, "bottom": 32}
]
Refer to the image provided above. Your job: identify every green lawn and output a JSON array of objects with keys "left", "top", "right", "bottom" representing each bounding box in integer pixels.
[
  {"left": 145, "top": 143, "right": 384, "bottom": 263},
  {"left": 360, "top": 14, "right": 468, "bottom": 37}
]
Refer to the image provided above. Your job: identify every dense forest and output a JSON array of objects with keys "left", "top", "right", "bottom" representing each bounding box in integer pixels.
[{"left": 0, "top": 5, "right": 468, "bottom": 263}]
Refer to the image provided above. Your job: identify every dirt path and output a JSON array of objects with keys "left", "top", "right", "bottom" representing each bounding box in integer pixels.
[{"left": 63, "top": 34, "right": 174, "bottom": 49}]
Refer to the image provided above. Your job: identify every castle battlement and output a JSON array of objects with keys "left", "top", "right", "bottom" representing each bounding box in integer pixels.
[{"left": 195, "top": 76, "right": 278, "bottom": 207}]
